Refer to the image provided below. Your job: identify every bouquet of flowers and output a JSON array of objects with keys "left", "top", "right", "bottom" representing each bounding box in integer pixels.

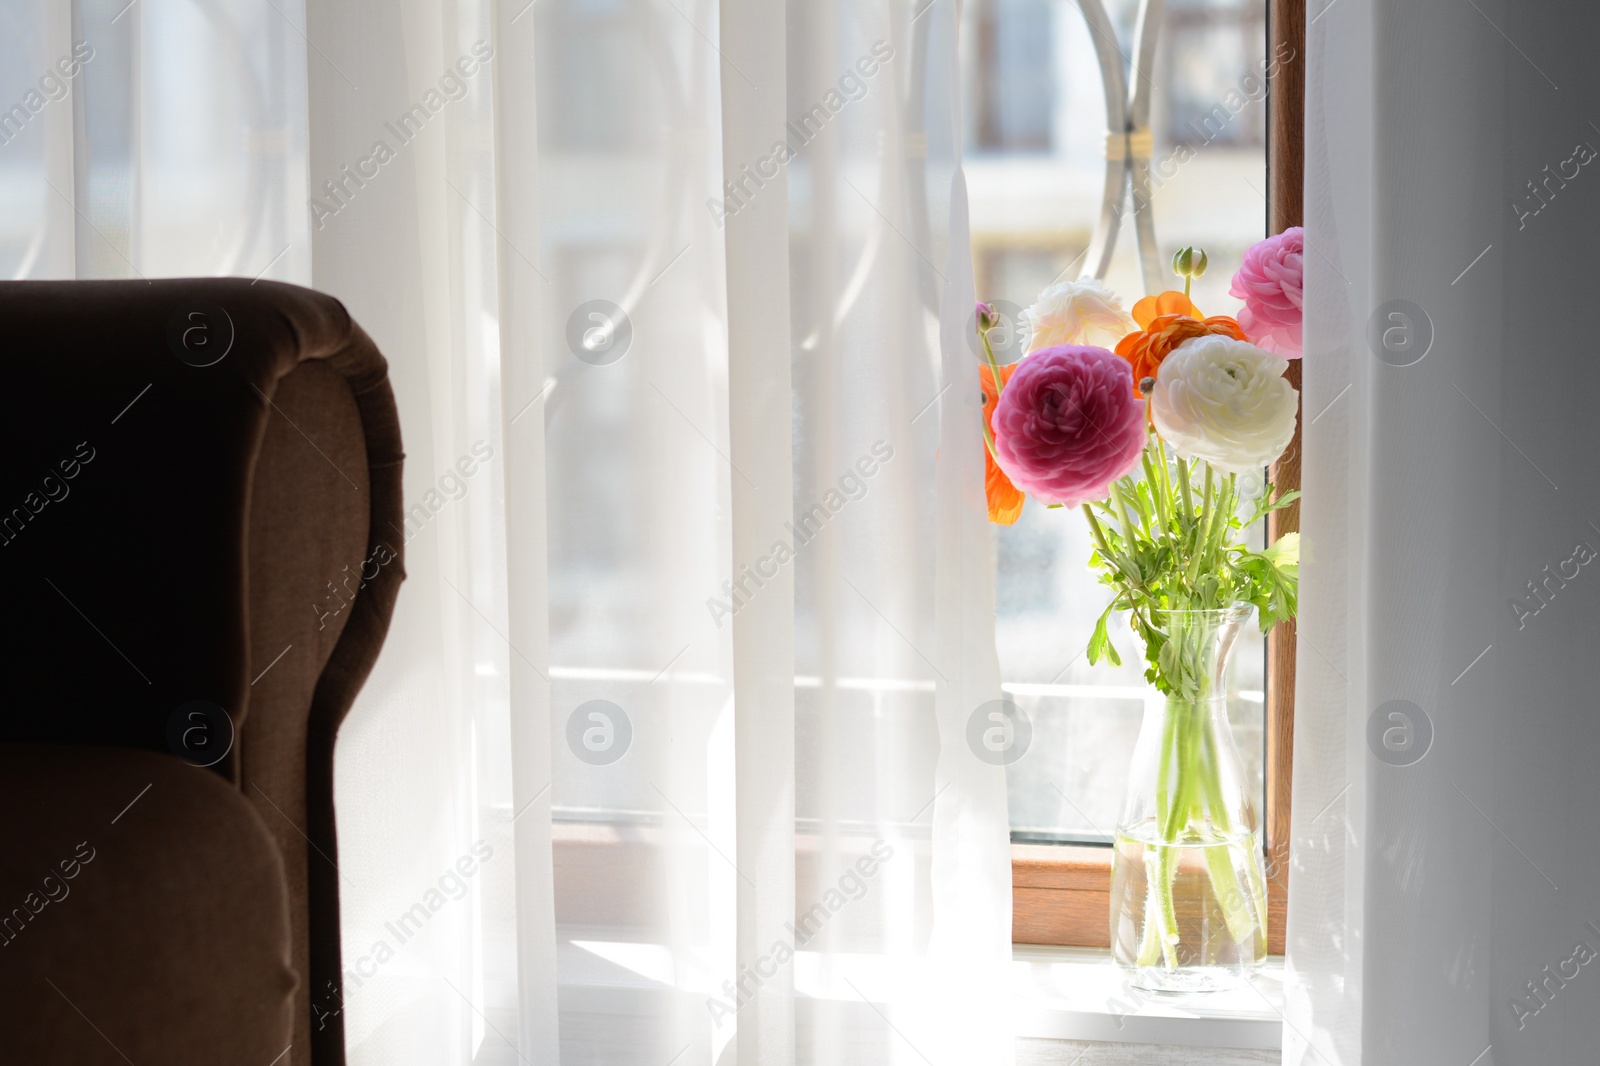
[{"left": 979, "top": 229, "right": 1304, "bottom": 985}]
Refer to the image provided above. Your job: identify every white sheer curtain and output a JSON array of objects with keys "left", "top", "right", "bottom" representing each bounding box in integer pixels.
[
  {"left": 3, "top": 1, "right": 1015, "bottom": 1063},
  {"left": 1290, "top": 1, "right": 1600, "bottom": 1063},
  {"left": 0, "top": 0, "right": 309, "bottom": 280}
]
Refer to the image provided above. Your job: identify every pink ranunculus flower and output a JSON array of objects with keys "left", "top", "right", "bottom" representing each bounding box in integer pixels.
[
  {"left": 991, "top": 345, "right": 1147, "bottom": 509},
  {"left": 1230, "top": 226, "right": 1304, "bottom": 358}
]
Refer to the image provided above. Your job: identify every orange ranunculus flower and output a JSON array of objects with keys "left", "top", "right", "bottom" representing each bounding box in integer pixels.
[
  {"left": 1130, "top": 290, "right": 1203, "bottom": 330},
  {"left": 981, "top": 361, "right": 1024, "bottom": 525},
  {"left": 1115, "top": 313, "right": 1247, "bottom": 396}
]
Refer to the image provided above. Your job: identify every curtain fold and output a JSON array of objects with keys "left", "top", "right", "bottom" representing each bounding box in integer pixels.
[
  {"left": 719, "top": 1, "right": 799, "bottom": 1061},
  {"left": 1292, "top": 2, "right": 1600, "bottom": 1064},
  {"left": 486, "top": 2, "right": 560, "bottom": 1059}
]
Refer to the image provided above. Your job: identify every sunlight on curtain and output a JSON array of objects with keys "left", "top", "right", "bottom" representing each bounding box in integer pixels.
[
  {"left": 1, "top": 2, "right": 1013, "bottom": 1063},
  {"left": 0, "top": 0, "right": 308, "bottom": 282}
]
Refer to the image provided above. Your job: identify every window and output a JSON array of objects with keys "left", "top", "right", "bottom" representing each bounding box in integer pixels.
[
  {"left": 534, "top": 0, "right": 1304, "bottom": 957},
  {"left": 964, "top": 0, "right": 1302, "bottom": 951},
  {"left": 1165, "top": 0, "right": 1270, "bottom": 148},
  {"left": 970, "top": 0, "right": 1057, "bottom": 153}
]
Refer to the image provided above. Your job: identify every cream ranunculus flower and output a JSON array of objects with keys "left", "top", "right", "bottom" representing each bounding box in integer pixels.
[
  {"left": 1150, "top": 335, "right": 1298, "bottom": 474},
  {"left": 1023, "top": 278, "right": 1137, "bottom": 352}
]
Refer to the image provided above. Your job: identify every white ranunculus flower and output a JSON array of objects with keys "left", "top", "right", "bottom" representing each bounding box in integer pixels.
[
  {"left": 1023, "top": 278, "right": 1137, "bottom": 351},
  {"left": 1150, "top": 335, "right": 1298, "bottom": 474}
]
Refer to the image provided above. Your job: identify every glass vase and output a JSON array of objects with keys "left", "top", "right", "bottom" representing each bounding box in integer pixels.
[{"left": 1109, "top": 605, "right": 1267, "bottom": 992}]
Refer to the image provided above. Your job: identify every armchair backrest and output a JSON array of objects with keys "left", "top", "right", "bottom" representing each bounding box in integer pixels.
[{"left": 0, "top": 278, "right": 405, "bottom": 1065}]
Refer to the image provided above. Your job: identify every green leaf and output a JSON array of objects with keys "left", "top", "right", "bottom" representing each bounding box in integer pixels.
[
  {"left": 1087, "top": 600, "right": 1122, "bottom": 667},
  {"left": 1262, "top": 531, "right": 1300, "bottom": 570},
  {"left": 1265, "top": 489, "right": 1303, "bottom": 512}
]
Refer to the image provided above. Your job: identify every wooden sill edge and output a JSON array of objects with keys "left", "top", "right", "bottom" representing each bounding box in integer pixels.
[
  {"left": 1013, "top": 843, "right": 1286, "bottom": 954},
  {"left": 1012, "top": 842, "right": 1114, "bottom": 890}
]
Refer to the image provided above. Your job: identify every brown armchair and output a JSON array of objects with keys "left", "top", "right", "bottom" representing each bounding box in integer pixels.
[{"left": 0, "top": 279, "right": 404, "bottom": 1066}]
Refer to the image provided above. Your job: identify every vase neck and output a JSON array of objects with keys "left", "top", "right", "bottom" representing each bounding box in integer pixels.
[
  {"left": 1150, "top": 608, "right": 1247, "bottom": 703},
  {"left": 1147, "top": 694, "right": 1229, "bottom": 723}
]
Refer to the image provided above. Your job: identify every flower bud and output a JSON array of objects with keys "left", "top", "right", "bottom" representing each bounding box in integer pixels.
[
  {"left": 1171, "top": 246, "right": 1208, "bottom": 279},
  {"left": 975, "top": 301, "right": 997, "bottom": 331},
  {"left": 1139, "top": 376, "right": 1157, "bottom": 396}
]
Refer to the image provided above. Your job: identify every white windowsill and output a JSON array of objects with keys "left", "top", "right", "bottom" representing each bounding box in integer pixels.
[
  {"left": 1012, "top": 944, "right": 1284, "bottom": 1051},
  {"left": 558, "top": 932, "right": 1284, "bottom": 1052}
]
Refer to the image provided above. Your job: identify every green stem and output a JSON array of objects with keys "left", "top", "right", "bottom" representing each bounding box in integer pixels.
[
  {"left": 1176, "top": 456, "right": 1195, "bottom": 528},
  {"left": 1136, "top": 851, "right": 1164, "bottom": 965},
  {"left": 980, "top": 321, "right": 1006, "bottom": 398},
  {"left": 1142, "top": 447, "right": 1168, "bottom": 535},
  {"left": 1082, "top": 504, "right": 1117, "bottom": 569},
  {"left": 1110, "top": 480, "right": 1139, "bottom": 548},
  {"left": 1142, "top": 619, "right": 1271, "bottom": 965},
  {"left": 1140, "top": 700, "right": 1187, "bottom": 969},
  {"left": 1203, "top": 844, "right": 1257, "bottom": 946},
  {"left": 1141, "top": 715, "right": 1175, "bottom": 965},
  {"left": 1083, "top": 504, "right": 1146, "bottom": 595},
  {"left": 1155, "top": 437, "right": 1182, "bottom": 563},
  {"left": 1244, "top": 841, "right": 1270, "bottom": 956},
  {"left": 1142, "top": 614, "right": 1229, "bottom": 968},
  {"left": 1132, "top": 477, "right": 1154, "bottom": 538},
  {"left": 1156, "top": 843, "right": 1180, "bottom": 968},
  {"left": 1157, "top": 704, "right": 1197, "bottom": 968},
  {"left": 1196, "top": 721, "right": 1259, "bottom": 945},
  {"left": 979, "top": 329, "right": 1005, "bottom": 462},
  {"left": 1186, "top": 465, "right": 1215, "bottom": 588},
  {"left": 1206, "top": 474, "right": 1234, "bottom": 559}
]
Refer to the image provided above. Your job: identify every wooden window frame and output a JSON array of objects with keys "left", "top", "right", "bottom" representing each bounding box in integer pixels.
[{"left": 1012, "top": 0, "right": 1306, "bottom": 955}]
